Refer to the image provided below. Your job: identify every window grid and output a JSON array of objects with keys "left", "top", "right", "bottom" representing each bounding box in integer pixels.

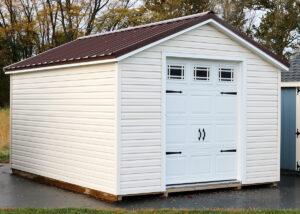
[
  {"left": 193, "top": 66, "right": 210, "bottom": 81},
  {"left": 219, "top": 67, "right": 234, "bottom": 82},
  {"left": 167, "top": 65, "right": 185, "bottom": 80}
]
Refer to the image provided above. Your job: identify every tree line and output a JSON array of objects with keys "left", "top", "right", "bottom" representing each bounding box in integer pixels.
[{"left": 0, "top": 0, "right": 299, "bottom": 107}]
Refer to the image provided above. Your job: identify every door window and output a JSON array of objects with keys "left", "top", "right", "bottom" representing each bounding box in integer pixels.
[
  {"left": 219, "top": 67, "right": 234, "bottom": 82},
  {"left": 193, "top": 66, "right": 210, "bottom": 81},
  {"left": 167, "top": 65, "right": 185, "bottom": 80}
]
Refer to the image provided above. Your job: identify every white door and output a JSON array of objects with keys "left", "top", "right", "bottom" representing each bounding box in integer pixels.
[{"left": 166, "top": 59, "right": 238, "bottom": 185}]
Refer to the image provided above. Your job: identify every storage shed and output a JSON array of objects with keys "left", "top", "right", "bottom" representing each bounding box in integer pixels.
[
  {"left": 281, "top": 51, "right": 300, "bottom": 171},
  {"left": 5, "top": 11, "right": 289, "bottom": 201}
]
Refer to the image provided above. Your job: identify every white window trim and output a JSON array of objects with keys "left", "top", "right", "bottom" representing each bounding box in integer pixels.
[
  {"left": 167, "top": 64, "right": 185, "bottom": 80},
  {"left": 193, "top": 65, "right": 211, "bottom": 82},
  {"left": 218, "top": 67, "right": 235, "bottom": 82}
]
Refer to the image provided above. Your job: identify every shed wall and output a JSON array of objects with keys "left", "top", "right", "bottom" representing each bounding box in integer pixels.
[
  {"left": 281, "top": 88, "right": 296, "bottom": 170},
  {"left": 10, "top": 63, "right": 118, "bottom": 194},
  {"left": 119, "top": 23, "right": 280, "bottom": 195}
]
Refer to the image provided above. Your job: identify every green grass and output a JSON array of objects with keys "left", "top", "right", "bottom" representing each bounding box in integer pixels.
[
  {"left": 0, "top": 147, "right": 9, "bottom": 163},
  {"left": 0, "top": 209, "right": 299, "bottom": 214}
]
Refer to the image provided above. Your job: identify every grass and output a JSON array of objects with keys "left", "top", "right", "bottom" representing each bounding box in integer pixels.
[
  {"left": 0, "top": 107, "right": 10, "bottom": 163},
  {"left": 0, "top": 209, "right": 299, "bottom": 214}
]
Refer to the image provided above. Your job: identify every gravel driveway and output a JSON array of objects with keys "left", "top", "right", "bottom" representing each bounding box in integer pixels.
[{"left": 1, "top": 164, "right": 300, "bottom": 209}]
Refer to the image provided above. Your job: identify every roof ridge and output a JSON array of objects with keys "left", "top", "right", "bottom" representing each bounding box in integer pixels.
[{"left": 78, "top": 11, "right": 214, "bottom": 40}]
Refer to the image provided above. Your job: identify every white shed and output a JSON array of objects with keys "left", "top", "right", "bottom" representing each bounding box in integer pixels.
[{"left": 5, "top": 12, "right": 289, "bottom": 201}]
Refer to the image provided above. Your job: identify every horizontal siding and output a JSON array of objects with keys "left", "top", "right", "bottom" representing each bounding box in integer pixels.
[
  {"left": 119, "top": 54, "right": 162, "bottom": 194},
  {"left": 244, "top": 65, "right": 280, "bottom": 184},
  {"left": 119, "top": 23, "right": 280, "bottom": 194},
  {"left": 11, "top": 63, "right": 117, "bottom": 194}
]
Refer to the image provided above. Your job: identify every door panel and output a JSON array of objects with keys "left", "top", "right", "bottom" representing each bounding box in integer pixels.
[
  {"left": 215, "top": 125, "right": 235, "bottom": 143},
  {"left": 190, "top": 96, "right": 212, "bottom": 114},
  {"left": 166, "top": 124, "right": 186, "bottom": 144},
  {"left": 166, "top": 59, "right": 238, "bottom": 185},
  {"left": 215, "top": 154, "right": 236, "bottom": 178},
  {"left": 215, "top": 97, "right": 236, "bottom": 114},
  {"left": 166, "top": 96, "right": 186, "bottom": 113}
]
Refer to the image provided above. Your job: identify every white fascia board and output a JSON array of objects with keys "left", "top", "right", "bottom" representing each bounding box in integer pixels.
[
  {"left": 116, "top": 20, "right": 212, "bottom": 61},
  {"left": 117, "top": 19, "right": 288, "bottom": 72},
  {"left": 208, "top": 20, "right": 289, "bottom": 72},
  {"left": 5, "top": 58, "right": 117, "bottom": 74},
  {"left": 281, "top": 82, "right": 300, "bottom": 87}
]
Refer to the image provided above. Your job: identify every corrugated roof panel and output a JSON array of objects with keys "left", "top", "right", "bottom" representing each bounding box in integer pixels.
[{"left": 5, "top": 11, "right": 289, "bottom": 71}]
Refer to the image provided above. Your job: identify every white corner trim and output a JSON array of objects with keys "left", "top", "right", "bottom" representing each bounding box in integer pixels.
[
  {"left": 281, "top": 82, "right": 300, "bottom": 87},
  {"left": 161, "top": 52, "right": 167, "bottom": 191},
  {"left": 115, "top": 62, "right": 121, "bottom": 195},
  {"left": 5, "top": 58, "right": 117, "bottom": 74},
  {"left": 277, "top": 71, "right": 281, "bottom": 182}
]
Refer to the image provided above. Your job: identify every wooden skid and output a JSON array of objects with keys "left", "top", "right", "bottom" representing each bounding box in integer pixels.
[
  {"left": 167, "top": 181, "right": 241, "bottom": 193},
  {"left": 12, "top": 169, "right": 121, "bottom": 202}
]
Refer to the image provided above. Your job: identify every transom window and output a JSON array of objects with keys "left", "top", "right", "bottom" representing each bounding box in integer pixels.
[
  {"left": 194, "top": 66, "right": 210, "bottom": 81},
  {"left": 167, "top": 65, "right": 185, "bottom": 80},
  {"left": 219, "top": 67, "right": 234, "bottom": 82}
]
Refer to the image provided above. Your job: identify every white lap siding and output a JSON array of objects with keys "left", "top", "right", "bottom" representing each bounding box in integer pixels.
[
  {"left": 10, "top": 63, "right": 118, "bottom": 194},
  {"left": 119, "top": 23, "right": 280, "bottom": 194}
]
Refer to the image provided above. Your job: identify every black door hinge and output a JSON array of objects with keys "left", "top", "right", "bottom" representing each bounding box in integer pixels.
[
  {"left": 220, "top": 149, "right": 237, "bottom": 152},
  {"left": 166, "top": 151, "right": 182, "bottom": 155},
  {"left": 220, "top": 92, "right": 237, "bottom": 95},
  {"left": 166, "top": 90, "right": 182, "bottom": 94},
  {"left": 296, "top": 129, "right": 300, "bottom": 138}
]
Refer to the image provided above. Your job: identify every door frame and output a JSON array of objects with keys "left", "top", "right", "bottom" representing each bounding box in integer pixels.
[{"left": 161, "top": 51, "right": 247, "bottom": 189}]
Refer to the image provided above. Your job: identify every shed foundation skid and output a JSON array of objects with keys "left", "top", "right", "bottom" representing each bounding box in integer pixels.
[{"left": 12, "top": 169, "right": 122, "bottom": 202}]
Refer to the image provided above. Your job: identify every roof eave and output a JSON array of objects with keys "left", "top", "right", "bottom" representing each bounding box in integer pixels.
[
  {"left": 5, "top": 12, "right": 289, "bottom": 74},
  {"left": 116, "top": 17, "right": 289, "bottom": 72},
  {"left": 5, "top": 57, "right": 117, "bottom": 74}
]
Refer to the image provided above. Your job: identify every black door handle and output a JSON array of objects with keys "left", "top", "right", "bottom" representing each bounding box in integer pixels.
[
  {"left": 202, "top": 128, "right": 206, "bottom": 141},
  {"left": 166, "top": 90, "right": 182, "bottom": 94},
  {"left": 220, "top": 149, "right": 236, "bottom": 152},
  {"left": 296, "top": 129, "right": 300, "bottom": 138},
  {"left": 198, "top": 129, "right": 202, "bottom": 141},
  {"left": 166, "top": 152, "right": 182, "bottom": 155}
]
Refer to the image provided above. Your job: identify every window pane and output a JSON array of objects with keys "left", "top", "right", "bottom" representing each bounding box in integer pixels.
[
  {"left": 168, "top": 65, "right": 184, "bottom": 80},
  {"left": 194, "top": 66, "right": 209, "bottom": 81},
  {"left": 171, "top": 68, "right": 183, "bottom": 76},
  {"left": 219, "top": 68, "right": 234, "bottom": 82},
  {"left": 221, "top": 71, "right": 231, "bottom": 79}
]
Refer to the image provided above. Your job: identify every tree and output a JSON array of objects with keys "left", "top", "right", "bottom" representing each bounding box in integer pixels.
[
  {"left": 143, "top": 0, "right": 213, "bottom": 21},
  {"left": 95, "top": 0, "right": 145, "bottom": 31},
  {"left": 254, "top": 0, "right": 300, "bottom": 58}
]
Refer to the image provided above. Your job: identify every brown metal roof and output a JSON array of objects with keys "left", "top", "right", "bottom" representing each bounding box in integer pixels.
[{"left": 5, "top": 11, "right": 289, "bottom": 71}]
